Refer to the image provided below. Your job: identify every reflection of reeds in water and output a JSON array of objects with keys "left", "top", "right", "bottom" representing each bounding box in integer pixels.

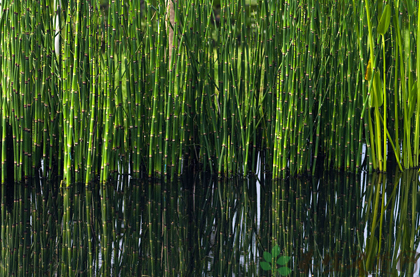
[
  {"left": 0, "top": 171, "right": 420, "bottom": 275},
  {"left": 270, "top": 170, "right": 420, "bottom": 276}
]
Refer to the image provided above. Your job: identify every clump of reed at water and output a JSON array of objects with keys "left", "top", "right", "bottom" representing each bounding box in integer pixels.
[{"left": 1, "top": 0, "right": 420, "bottom": 183}]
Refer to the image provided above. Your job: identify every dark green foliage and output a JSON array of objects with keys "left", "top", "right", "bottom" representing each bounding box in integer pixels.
[{"left": 1, "top": 0, "right": 420, "bottom": 184}]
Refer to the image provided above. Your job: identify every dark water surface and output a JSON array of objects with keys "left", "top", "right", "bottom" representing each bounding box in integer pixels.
[{"left": 1, "top": 170, "right": 420, "bottom": 276}]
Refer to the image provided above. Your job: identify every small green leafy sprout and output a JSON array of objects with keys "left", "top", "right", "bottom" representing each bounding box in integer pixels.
[{"left": 260, "top": 245, "right": 291, "bottom": 276}]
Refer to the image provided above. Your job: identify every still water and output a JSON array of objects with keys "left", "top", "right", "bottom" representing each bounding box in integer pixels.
[{"left": 1, "top": 169, "right": 419, "bottom": 276}]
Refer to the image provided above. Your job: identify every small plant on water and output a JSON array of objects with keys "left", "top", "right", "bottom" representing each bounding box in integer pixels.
[{"left": 260, "top": 245, "right": 291, "bottom": 276}]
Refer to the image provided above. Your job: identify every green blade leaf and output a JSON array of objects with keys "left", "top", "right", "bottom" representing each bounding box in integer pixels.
[
  {"left": 369, "top": 71, "right": 383, "bottom": 108},
  {"left": 263, "top": 251, "right": 272, "bottom": 262},
  {"left": 403, "top": 26, "right": 411, "bottom": 56},
  {"left": 377, "top": 5, "right": 391, "bottom": 35},
  {"left": 409, "top": 81, "right": 418, "bottom": 117},
  {"left": 260, "top": 261, "right": 272, "bottom": 271},
  {"left": 366, "top": 235, "right": 378, "bottom": 271},
  {"left": 377, "top": 1, "right": 383, "bottom": 19},
  {"left": 277, "top": 256, "right": 291, "bottom": 266},
  {"left": 279, "top": 266, "right": 292, "bottom": 276},
  {"left": 404, "top": 0, "right": 414, "bottom": 16},
  {"left": 271, "top": 245, "right": 281, "bottom": 258},
  {"left": 417, "top": 191, "right": 420, "bottom": 214}
]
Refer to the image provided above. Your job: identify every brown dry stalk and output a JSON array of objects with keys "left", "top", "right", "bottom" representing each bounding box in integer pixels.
[{"left": 166, "top": 0, "right": 175, "bottom": 66}]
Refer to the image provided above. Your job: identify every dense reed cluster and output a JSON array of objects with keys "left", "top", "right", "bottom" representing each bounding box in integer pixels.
[{"left": 1, "top": 0, "right": 420, "bottom": 183}]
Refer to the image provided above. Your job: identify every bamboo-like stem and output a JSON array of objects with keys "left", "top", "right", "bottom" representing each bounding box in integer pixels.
[
  {"left": 3, "top": 0, "right": 420, "bottom": 186},
  {"left": 415, "top": 0, "right": 420, "bottom": 168}
]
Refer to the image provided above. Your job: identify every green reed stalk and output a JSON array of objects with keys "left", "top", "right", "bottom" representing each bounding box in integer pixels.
[
  {"left": 100, "top": 1, "right": 113, "bottom": 185},
  {"left": 86, "top": 2, "right": 97, "bottom": 186},
  {"left": 365, "top": 0, "right": 384, "bottom": 172},
  {"left": 377, "top": 4, "right": 391, "bottom": 172},
  {"left": 415, "top": 1, "right": 420, "bottom": 169},
  {"left": 1, "top": 97, "right": 6, "bottom": 184}
]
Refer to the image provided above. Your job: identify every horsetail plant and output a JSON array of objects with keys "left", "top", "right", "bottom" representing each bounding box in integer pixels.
[{"left": 1, "top": 0, "right": 420, "bottom": 188}]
